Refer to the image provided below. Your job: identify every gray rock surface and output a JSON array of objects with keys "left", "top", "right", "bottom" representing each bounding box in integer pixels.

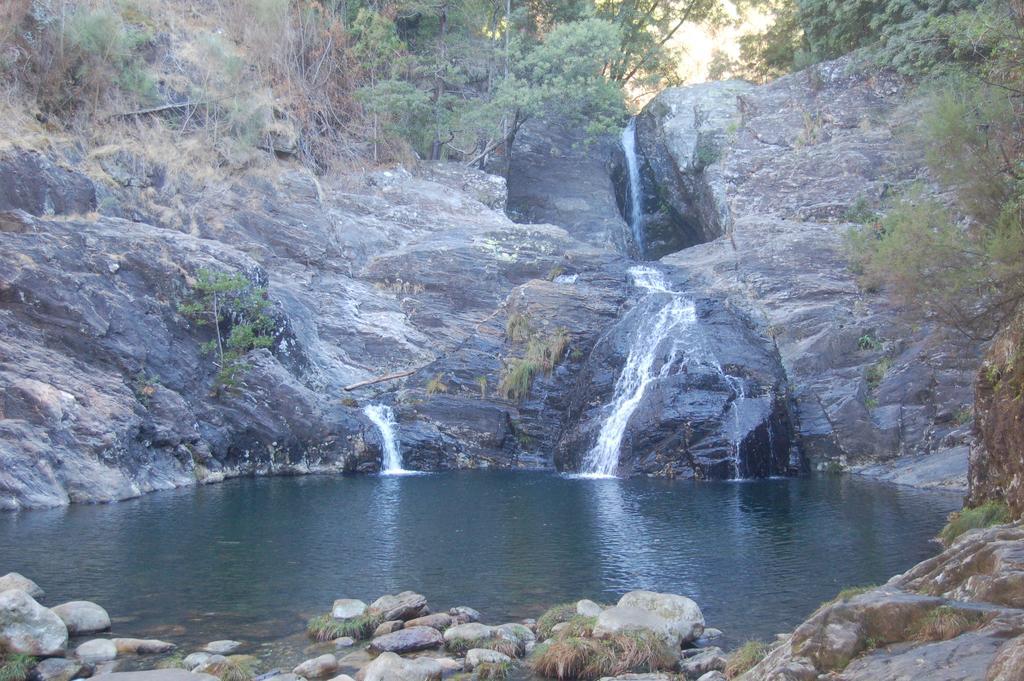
[
  {"left": 29, "top": 657, "right": 92, "bottom": 681},
  {"left": 293, "top": 654, "right": 339, "bottom": 679},
  {"left": 367, "top": 626, "right": 444, "bottom": 655},
  {"left": 463, "top": 649, "right": 511, "bottom": 671},
  {"left": 368, "top": 593, "right": 428, "bottom": 622},
  {"left": 360, "top": 652, "right": 441, "bottom": 681},
  {"left": 77, "top": 639, "right": 119, "bottom": 663},
  {"left": 89, "top": 672, "right": 218, "bottom": 681},
  {"left": 593, "top": 606, "right": 677, "bottom": 648},
  {"left": 52, "top": 601, "right": 111, "bottom": 635},
  {"left": 202, "top": 640, "right": 242, "bottom": 655},
  {"left": 0, "top": 574, "right": 44, "bottom": 599},
  {"left": 0, "top": 589, "right": 68, "bottom": 655},
  {"left": 617, "top": 591, "right": 704, "bottom": 645},
  {"left": 332, "top": 600, "right": 367, "bottom": 620}
]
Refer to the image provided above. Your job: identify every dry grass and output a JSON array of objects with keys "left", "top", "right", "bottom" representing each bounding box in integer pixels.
[
  {"left": 911, "top": 606, "right": 985, "bottom": 642},
  {"left": 725, "top": 640, "right": 769, "bottom": 679},
  {"left": 536, "top": 603, "right": 577, "bottom": 641},
  {"left": 307, "top": 612, "right": 384, "bottom": 642},
  {"left": 528, "top": 632, "right": 675, "bottom": 680},
  {"left": 446, "top": 636, "right": 521, "bottom": 657}
]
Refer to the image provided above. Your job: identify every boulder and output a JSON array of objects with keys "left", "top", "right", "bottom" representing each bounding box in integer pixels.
[
  {"left": 0, "top": 589, "right": 68, "bottom": 655},
  {"left": 361, "top": 652, "right": 442, "bottom": 681},
  {"left": 368, "top": 626, "right": 444, "bottom": 655},
  {"left": 52, "top": 601, "right": 111, "bottom": 635},
  {"left": 617, "top": 591, "right": 704, "bottom": 645},
  {"left": 89, "top": 672, "right": 219, "bottom": 681},
  {"left": 404, "top": 614, "right": 451, "bottom": 631},
  {"left": 496, "top": 623, "right": 534, "bottom": 653},
  {"left": 576, "top": 600, "right": 603, "bottom": 618},
  {"left": 77, "top": 640, "right": 119, "bottom": 663},
  {"left": 368, "top": 593, "right": 428, "bottom": 621},
  {"left": 373, "top": 621, "right": 405, "bottom": 637},
  {"left": 677, "top": 648, "right": 726, "bottom": 679},
  {"left": 0, "top": 574, "right": 44, "bottom": 599},
  {"left": 203, "top": 641, "right": 242, "bottom": 655},
  {"left": 432, "top": 658, "right": 461, "bottom": 675},
  {"left": 447, "top": 607, "right": 480, "bottom": 623},
  {"left": 182, "top": 653, "right": 214, "bottom": 671},
  {"left": 443, "top": 623, "right": 496, "bottom": 645},
  {"left": 293, "top": 654, "right": 339, "bottom": 679},
  {"left": 593, "top": 607, "right": 676, "bottom": 648},
  {"left": 29, "top": 657, "right": 92, "bottom": 681},
  {"left": 112, "top": 639, "right": 176, "bottom": 655},
  {"left": 334, "top": 637, "right": 356, "bottom": 648},
  {"left": 332, "top": 600, "right": 368, "bottom": 620},
  {"left": 463, "top": 649, "right": 511, "bottom": 672},
  {"left": 191, "top": 657, "right": 228, "bottom": 675},
  {"left": 990, "top": 633, "right": 1024, "bottom": 681}
]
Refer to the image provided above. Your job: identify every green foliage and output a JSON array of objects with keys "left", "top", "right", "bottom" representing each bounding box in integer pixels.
[
  {"left": 865, "top": 356, "right": 893, "bottom": 391},
  {"left": 938, "top": 501, "right": 1011, "bottom": 546},
  {"left": 0, "top": 653, "right": 35, "bottom": 681},
  {"left": 500, "top": 321, "right": 571, "bottom": 402},
  {"left": 528, "top": 631, "right": 675, "bottom": 680},
  {"left": 155, "top": 653, "right": 187, "bottom": 670},
  {"left": 178, "top": 269, "right": 274, "bottom": 390},
  {"left": 857, "top": 332, "right": 882, "bottom": 351},
  {"left": 499, "top": 359, "right": 541, "bottom": 402},
  {"left": 506, "top": 313, "right": 532, "bottom": 342},
  {"left": 476, "top": 375, "right": 488, "bottom": 398},
  {"left": 536, "top": 603, "right": 578, "bottom": 641},
  {"left": 202, "top": 658, "right": 256, "bottom": 681},
  {"left": 823, "top": 584, "right": 878, "bottom": 607},
  {"left": 724, "top": 640, "right": 769, "bottom": 679},
  {"left": 910, "top": 605, "right": 985, "bottom": 641},
  {"left": 307, "top": 612, "right": 384, "bottom": 642},
  {"left": 426, "top": 374, "right": 449, "bottom": 396},
  {"left": 475, "top": 661, "right": 513, "bottom": 681}
]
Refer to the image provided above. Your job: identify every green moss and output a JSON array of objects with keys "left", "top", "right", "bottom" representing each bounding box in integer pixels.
[
  {"left": 724, "top": 640, "right": 770, "bottom": 679},
  {"left": 536, "top": 603, "right": 578, "bottom": 640},
  {"left": 0, "top": 654, "right": 36, "bottom": 681},
  {"left": 307, "top": 612, "right": 384, "bottom": 642},
  {"left": 938, "top": 501, "right": 1011, "bottom": 546}
]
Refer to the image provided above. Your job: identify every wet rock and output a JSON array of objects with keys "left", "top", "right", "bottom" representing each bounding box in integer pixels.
[
  {"left": 374, "top": 621, "right": 404, "bottom": 636},
  {"left": 332, "top": 600, "right": 368, "bottom": 620},
  {"left": 678, "top": 647, "right": 725, "bottom": 679},
  {"left": 112, "top": 639, "right": 175, "bottom": 655},
  {"left": 368, "top": 593, "right": 428, "bottom": 622},
  {"left": 52, "top": 601, "right": 111, "bottom": 635},
  {"left": 29, "top": 657, "right": 92, "bottom": 681},
  {"left": 334, "top": 637, "right": 356, "bottom": 648},
  {"left": 89, "top": 672, "right": 218, "bottom": 681},
  {"left": 0, "top": 574, "right": 44, "bottom": 599},
  {"left": 576, "top": 600, "right": 603, "bottom": 618},
  {"left": 360, "top": 652, "right": 442, "bottom": 681},
  {"left": 447, "top": 607, "right": 480, "bottom": 623},
  {"left": 182, "top": 653, "right": 214, "bottom": 671},
  {"left": 404, "top": 614, "right": 451, "bottom": 631},
  {"left": 443, "top": 623, "right": 496, "bottom": 646},
  {"left": 0, "top": 589, "right": 68, "bottom": 655},
  {"left": 617, "top": 591, "right": 704, "bottom": 646},
  {"left": 463, "top": 649, "right": 511, "bottom": 671},
  {"left": 293, "top": 654, "right": 339, "bottom": 679},
  {"left": 77, "top": 640, "right": 119, "bottom": 663},
  {"left": 203, "top": 641, "right": 242, "bottom": 655},
  {"left": 368, "top": 626, "right": 444, "bottom": 655}
]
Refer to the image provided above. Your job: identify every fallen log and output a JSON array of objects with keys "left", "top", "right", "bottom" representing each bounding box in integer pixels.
[{"left": 342, "top": 369, "right": 416, "bottom": 392}]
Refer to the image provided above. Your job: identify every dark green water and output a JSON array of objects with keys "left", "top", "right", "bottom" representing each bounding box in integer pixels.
[{"left": 0, "top": 472, "right": 959, "bottom": 654}]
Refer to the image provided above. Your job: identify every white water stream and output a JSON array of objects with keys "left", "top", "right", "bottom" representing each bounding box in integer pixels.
[
  {"left": 622, "top": 118, "right": 646, "bottom": 257},
  {"left": 363, "top": 404, "right": 413, "bottom": 475}
]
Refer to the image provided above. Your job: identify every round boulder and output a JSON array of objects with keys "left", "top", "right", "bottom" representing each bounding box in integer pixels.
[
  {"left": 576, "top": 600, "right": 603, "bottom": 618},
  {"left": 203, "top": 641, "right": 242, "bottom": 655},
  {"left": 77, "top": 639, "right": 118, "bottom": 663},
  {"left": 464, "top": 649, "right": 511, "bottom": 672},
  {"left": 443, "top": 622, "right": 495, "bottom": 645},
  {"left": 368, "top": 592, "right": 428, "bottom": 621},
  {"left": 448, "top": 607, "right": 481, "bottom": 623},
  {"left": 592, "top": 606, "right": 677, "bottom": 648},
  {"left": 617, "top": 590, "right": 705, "bottom": 645},
  {"left": 293, "top": 654, "right": 339, "bottom": 679},
  {"left": 111, "top": 638, "right": 175, "bottom": 654},
  {"left": 373, "top": 620, "right": 405, "bottom": 637},
  {"left": 52, "top": 601, "right": 111, "bottom": 635},
  {"left": 30, "top": 657, "right": 92, "bottom": 681},
  {"left": 0, "top": 574, "right": 44, "bottom": 600},
  {"left": 0, "top": 589, "right": 68, "bottom": 656},
  {"left": 368, "top": 626, "right": 444, "bottom": 655},
  {"left": 362, "top": 652, "right": 442, "bottom": 681},
  {"left": 332, "top": 599, "right": 367, "bottom": 620}
]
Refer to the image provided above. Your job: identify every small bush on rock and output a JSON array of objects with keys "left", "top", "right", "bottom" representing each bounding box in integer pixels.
[
  {"left": 528, "top": 631, "right": 674, "bottom": 680},
  {"left": 447, "top": 636, "right": 521, "bottom": 658},
  {"left": 725, "top": 640, "right": 769, "bottom": 679},
  {"left": 307, "top": 612, "right": 384, "bottom": 641},
  {"left": 0, "top": 654, "right": 35, "bottom": 681},
  {"left": 938, "top": 501, "right": 1011, "bottom": 546}
]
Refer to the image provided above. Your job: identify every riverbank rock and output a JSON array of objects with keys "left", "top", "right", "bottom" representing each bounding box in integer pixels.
[
  {"left": 360, "top": 652, "right": 442, "bottom": 681},
  {"left": 77, "top": 640, "right": 119, "bottom": 663},
  {"left": 576, "top": 600, "right": 603, "bottom": 618},
  {"left": 463, "top": 649, "right": 511, "bottom": 671},
  {"left": 678, "top": 648, "right": 726, "bottom": 679},
  {"left": 90, "top": 671, "right": 218, "bottom": 681},
  {"left": 293, "top": 654, "right": 339, "bottom": 679},
  {"left": 202, "top": 641, "right": 242, "bottom": 655},
  {"left": 368, "top": 626, "right": 444, "bottom": 655},
  {"left": 52, "top": 601, "right": 111, "bottom": 635},
  {"left": 617, "top": 591, "right": 704, "bottom": 645},
  {"left": 374, "top": 621, "right": 404, "bottom": 637},
  {"left": 29, "top": 657, "right": 92, "bottom": 681},
  {"left": 0, "top": 589, "right": 68, "bottom": 655},
  {"left": 0, "top": 574, "right": 45, "bottom": 599},
  {"left": 448, "top": 608, "right": 480, "bottom": 623},
  {"left": 593, "top": 607, "right": 677, "bottom": 648},
  {"left": 443, "top": 623, "right": 496, "bottom": 646},
  {"left": 112, "top": 639, "right": 175, "bottom": 654},
  {"left": 182, "top": 653, "right": 214, "bottom": 671},
  {"left": 368, "top": 593, "right": 428, "bottom": 622},
  {"left": 332, "top": 600, "right": 368, "bottom": 620},
  {"left": 404, "top": 614, "right": 451, "bottom": 631}
]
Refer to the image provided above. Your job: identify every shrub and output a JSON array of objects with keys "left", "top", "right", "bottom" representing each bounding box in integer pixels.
[
  {"left": 910, "top": 605, "right": 985, "bottom": 642},
  {"left": 306, "top": 612, "right": 384, "bottom": 642},
  {"left": 506, "top": 313, "right": 532, "bottom": 342},
  {"left": 938, "top": 501, "right": 1011, "bottom": 546},
  {"left": 426, "top": 374, "right": 449, "bottom": 396},
  {"left": 499, "top": 359, "right": 540, "bottom": 402},
  {"left": 865, "top": 357, "right": 893, "bottom": 391},
  {"left": 724, "top": 640, "right": 769, "bottom": 679},
  {"left": 0, "top": 654, "right": 35, "bottom": 681},
  {"left": 528, "top": 632, "right": 674, "bottom": 680},
  {"left": 537, "top": 603, "right": 577, "bottom": 641}
]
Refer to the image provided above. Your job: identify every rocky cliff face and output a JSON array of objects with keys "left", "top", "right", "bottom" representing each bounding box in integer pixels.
[
  {"left": 632, "top": 55, "right": 980, "bottom": 489},
  {"left": 969, "top": 309, "right": 1024, "bottom": 518}
]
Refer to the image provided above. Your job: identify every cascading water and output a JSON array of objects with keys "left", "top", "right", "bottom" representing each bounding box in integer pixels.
[
  {"left": 579, "top": 266, "right": 696, "bottom": 478},
  {"left": 621, "top": 118, "right": 646, "bottom": 258},
  {"left": 363, "top": 404, "right": 411, "bottom": 475}
]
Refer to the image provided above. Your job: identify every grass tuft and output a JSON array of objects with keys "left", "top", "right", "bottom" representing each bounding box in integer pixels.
[
  {"left": 307, "top": 612, "right": 384, "bottom": 642},
  {"left": 822, "top": 584, "right": 879, "bottom": 608},
  {"left": 911, "top": 606, "right": 985, "bottom": 642},
  {"left": 528, "top": 632, "right": 674, "bottom": 680},
  {"left": 0, "top": 654, "right": 35, "bottom": 681},
  {"left": 447, "top": 636, "right": 521, "bottom": 658},
  {"left": 499, "top": 359, "right": 540, "bottom": 402},
  {"left": 725, "top": 640, "right": 769, "bottom": 679},
  {"left": 475, "top": 660, "right": 513, "bottom": 681},
  {"left": 536, "top": 603, "right": 578, "bottom": 641},
  {"left": 506, "top": 313, "right": 532, "bottom": 342},
  {"left": 202, "top": 659, "right": 255, "bottom": 681},
  {"left": 938, "top": 501, "right": 1011, "bottom": 546},
  {"left": 426, "top": 374, "right": 449, "bottom": 396}
]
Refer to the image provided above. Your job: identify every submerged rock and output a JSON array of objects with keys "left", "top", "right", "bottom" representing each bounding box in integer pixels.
[
  {"left": 52, "top": 601, "right": 111, "bottom": 635},
  {"left": 361, "top": 652, "right": 442, "bottom": 681},
  {"left": 368, "top": 626, "right": 444, "bottom": 655},
  {"left": 0, "top": 589, "right": 68, "bottom": 655},
  {"left": 0, "top": 574, "right": 45, "bottom": 599},
  {"left": 203, "top": 641, "right": 242, "bottom": 655},
  {"left": 77, "top": 640, "right": 119, "bottom": 663}
]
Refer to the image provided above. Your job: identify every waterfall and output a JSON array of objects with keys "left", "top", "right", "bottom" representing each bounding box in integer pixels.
[
  {"left": 364, "top": 404, "right": 410, "bottom": 475},
  {"left": 579, "top": 266, "right": 696, "bottom": 477},
  {"left": 621, "top": 118, "right": 646, "bottom": 258}
]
